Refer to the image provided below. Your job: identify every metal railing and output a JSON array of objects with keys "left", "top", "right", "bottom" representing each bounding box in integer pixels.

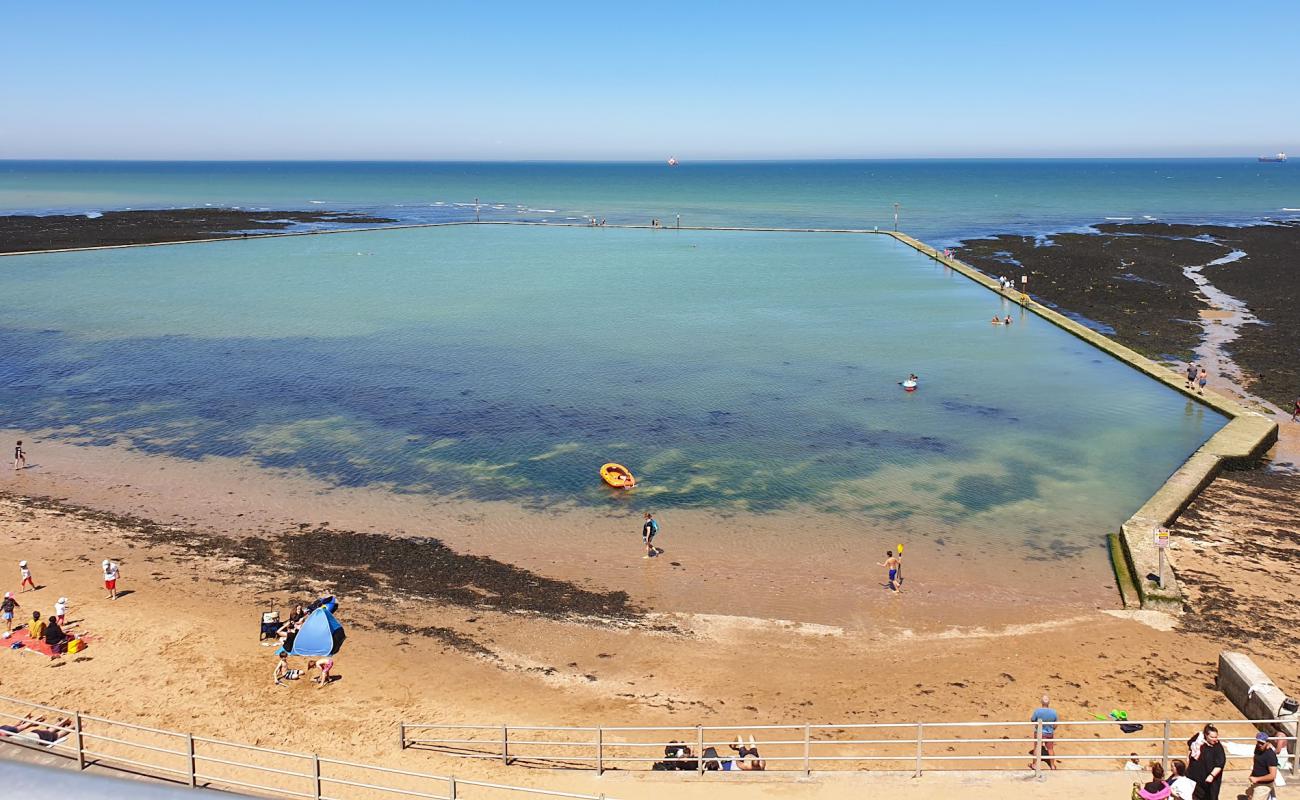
[
  {"left": 400, "top": 717, "right": 1300, "bottom": 777},
  {"left": 0, "top": 695, "right": 610, "bottom": 800}
]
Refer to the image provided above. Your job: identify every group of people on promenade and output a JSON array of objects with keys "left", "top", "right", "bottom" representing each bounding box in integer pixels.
[
  {"left": 1029, "top": 695, "right": 1289, "bottom": 799},
  {"left": 1, "top": 557, "right": 118, "bottom": 656}
]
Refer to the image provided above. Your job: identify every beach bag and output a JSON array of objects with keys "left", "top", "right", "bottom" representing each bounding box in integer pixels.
[
  {"left": 67, "top": 638, "right": 84, "bottom": 654},
  {"left": 1281, "top": 697, "right": 1298, "bottom": 714}
]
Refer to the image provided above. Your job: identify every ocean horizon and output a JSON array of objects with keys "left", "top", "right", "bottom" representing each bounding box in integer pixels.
[{"left": 2, "top": 158, "right": 1296, "bottom": 246}]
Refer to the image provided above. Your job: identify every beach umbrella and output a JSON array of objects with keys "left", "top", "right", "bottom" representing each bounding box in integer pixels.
[{"left": 289, "top": 606, "right": 346, "bottom": 657}]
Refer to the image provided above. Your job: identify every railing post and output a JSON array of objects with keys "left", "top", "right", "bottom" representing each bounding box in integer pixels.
[
  {"left": 1292, "top": 724, "right": 1299, "bottom": 779},
  {"left": 803, "top": 724, "right": 811, "bottom": 776},
  {"left": 913, "top": 722, "right": 923, "bottom": 777},
  {"left": 696, "top": 726, "right": 705, "bottom": 776},
  {"left": 502, "top": 724, "right": 509, "bottom": 765},
  {"left": 399, "top": 722, "right": 406, "bottom": 751},
  {"left": 312, "top": 753, "right": 321, "bottom": 800},
  {"left": 1161, "top": 720, "right": 1171, "bottom": 773},
  {"left": 187, "top": 733, "right": 197, "bottom": 788},
  {"left": 448, "top": 775, "right": 457, "bottom": 800},
  {"left": 596, "top": 726, "right": 604, "bottom": 776},
  {"left": 1033, "top": 721, "right": 1043, "bottom": 781},
  {"left": 74, "top": 712, "right": 85, "bottom": 771}
]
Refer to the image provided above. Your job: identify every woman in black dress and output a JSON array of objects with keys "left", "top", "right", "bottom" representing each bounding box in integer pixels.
[{"left": 1185, "top": 723, "right": 1226, "bottom": 800}]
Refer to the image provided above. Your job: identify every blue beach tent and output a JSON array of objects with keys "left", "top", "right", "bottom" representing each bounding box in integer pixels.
[{"left": 289, "top": 606, "right": 346, "bottom": 657}]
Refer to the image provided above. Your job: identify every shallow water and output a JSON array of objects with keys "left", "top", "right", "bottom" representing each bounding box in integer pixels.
[{"left": 0, "top": 226, "right": 1225, "bottom": 564}]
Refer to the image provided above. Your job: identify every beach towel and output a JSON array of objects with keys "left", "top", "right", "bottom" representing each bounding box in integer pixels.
[{"left": 6, "top": 628, "right": 90, "bottom": 657}]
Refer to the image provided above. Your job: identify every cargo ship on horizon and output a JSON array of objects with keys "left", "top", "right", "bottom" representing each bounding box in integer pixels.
[{"left": 1259, "top": 152, "right": 1288, "bottom": 162}]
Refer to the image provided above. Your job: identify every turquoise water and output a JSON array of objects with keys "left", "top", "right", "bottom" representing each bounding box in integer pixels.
[
  {"left": 2, "top": 159, "right": 1298, "bottom": 245},
  {"left": 0, "top": 226, "right": 1224, "bottom": 545}
]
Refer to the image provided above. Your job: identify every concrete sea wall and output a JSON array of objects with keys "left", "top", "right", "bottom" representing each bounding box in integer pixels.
[{"left": 885, "top": 231, "right": 1279, "bottom": 611}]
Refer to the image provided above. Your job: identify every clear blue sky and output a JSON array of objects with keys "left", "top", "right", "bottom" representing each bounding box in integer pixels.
[{"left": 3, "top": 1, "right": 1296, "bottom": 159}]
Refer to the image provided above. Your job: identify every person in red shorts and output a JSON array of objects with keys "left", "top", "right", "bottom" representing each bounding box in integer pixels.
[{"left": 102, "top": 559, "right": 120, "bottom": 600}]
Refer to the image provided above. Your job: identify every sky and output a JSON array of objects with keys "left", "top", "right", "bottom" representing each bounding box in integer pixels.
[{"left": 2, "top": 1, "right": 1297, "bottom": 160}]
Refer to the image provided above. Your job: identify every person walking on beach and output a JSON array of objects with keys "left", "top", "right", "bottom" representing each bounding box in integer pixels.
[
  {"left": 54, "top": 597, "right": 68, "bottom": 626},
  {"left": 641, "top": 513, "right": 660, "bottom": 558},
  {"left": 18, "top": 560, "right": 35, "bottom": 592},
  {"left": 1029, "top": 695, "right": 1059, "bottom": 770},
  {"left": 878, "top": 551, "right": 901, "bottom": 592},
  {"left": 102, "top": 559, "right": 120, "bottom": 600},
  {"left": 1, "top": 592, "right": 20, "bottom": 633},
  {"left": 13, "top": 440, "right": 25, "bottom": 471},
  {"left": 1197, "top": 367, "right": 1208, "bottom": 395},
  {"left": 1291, "top": 397, "right": 1299, "bottom": 422}
]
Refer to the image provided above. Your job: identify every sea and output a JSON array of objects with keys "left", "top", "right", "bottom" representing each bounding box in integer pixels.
[
  {"left": 1, "top": 159, "right": 1297, "bottom": 245},
  {"left": 0, "top": 159, "right": 1292, "bottom": 614}
]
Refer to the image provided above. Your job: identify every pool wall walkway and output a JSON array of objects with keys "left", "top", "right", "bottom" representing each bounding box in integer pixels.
[
  {"left": 884, "top": 232, "right": 1279, "bottom": 612},
  {"left": 1, "top": 219, "right": 1278, "bottom": 611}
]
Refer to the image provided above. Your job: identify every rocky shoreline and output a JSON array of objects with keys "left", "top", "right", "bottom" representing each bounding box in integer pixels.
[
  {"left": 0, "top": 208, "right": 398, "bottom": 253},
  {"left": 954, "top": 221, "right": 1300, "bottom": 410}
]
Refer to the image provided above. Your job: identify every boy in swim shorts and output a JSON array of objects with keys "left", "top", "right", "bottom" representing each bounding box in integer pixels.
[{"left": 878, "top": 552, "right": 901, "bottom": 592}]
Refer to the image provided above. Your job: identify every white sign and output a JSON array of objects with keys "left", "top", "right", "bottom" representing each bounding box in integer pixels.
[{"left": 1154, "top": 526, "right": 1171, "bottom": 549}]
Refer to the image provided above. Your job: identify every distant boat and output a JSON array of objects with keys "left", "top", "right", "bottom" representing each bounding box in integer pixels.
[
  {"left": 1259, "top": 153, "right": 1288, "bottom": 162},
  {"left": 666, "top": 157, "right": 679, "bottom": 167}
]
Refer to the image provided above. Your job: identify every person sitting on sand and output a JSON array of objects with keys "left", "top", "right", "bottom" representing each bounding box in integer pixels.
[
  {"left": 43, "top": 614, "right": 69, "bottom": 653},
  {"left": 27, "top": 610, "right": 45, "bottom": 641},
  {"left": 274, "top": 651, "right": 290, "bottom": 686},
  {"left": 1136, "top": 761, "right": 1172, "bottom": 800}
]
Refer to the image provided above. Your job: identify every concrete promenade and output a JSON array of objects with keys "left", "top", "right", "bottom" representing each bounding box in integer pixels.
[{"left": 0, "top": 219, "right": 1277, "bottom": 610}]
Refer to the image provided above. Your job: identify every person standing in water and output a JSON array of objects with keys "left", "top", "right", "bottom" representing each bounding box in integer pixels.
[
  {"left": 641, "top": 513, "right": 660, "bottom": 558},
  {"left": 879, "top": 551, "right": 901, "bottom": 592}
]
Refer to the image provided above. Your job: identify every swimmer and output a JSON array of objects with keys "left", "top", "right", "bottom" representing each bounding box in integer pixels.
[{"left": 1004, "top": 315, "right": 1013, "bottom": 325}]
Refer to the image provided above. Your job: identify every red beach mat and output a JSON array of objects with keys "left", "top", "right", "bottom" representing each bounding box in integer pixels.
[{"left": 4, "top": 628, "right": 91, "bottom": 658}]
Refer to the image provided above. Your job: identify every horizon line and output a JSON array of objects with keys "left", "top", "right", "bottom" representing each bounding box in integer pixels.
[{"left": 1, "top": 155, "right": 1290, "bottom": 164}]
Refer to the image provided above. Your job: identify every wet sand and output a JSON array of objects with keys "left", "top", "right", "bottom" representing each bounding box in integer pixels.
[{"left": 0, "top": 431, "right": 1115, "bottom": 630}]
